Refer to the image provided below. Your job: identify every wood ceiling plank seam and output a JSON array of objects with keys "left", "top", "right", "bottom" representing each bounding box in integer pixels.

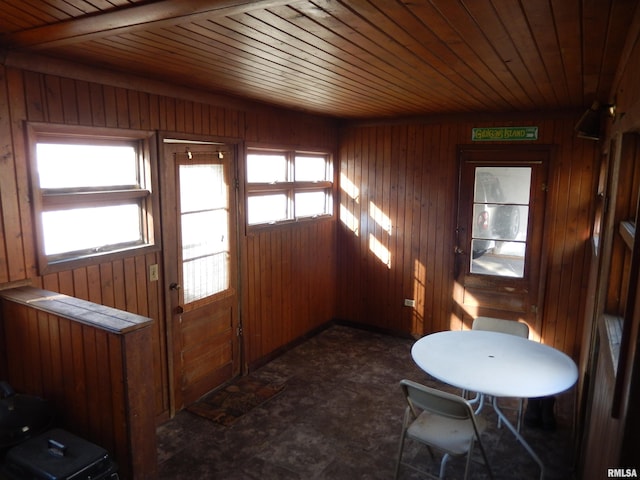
[
  {"left": 515, "top": 0, "right": 568, "bottom": 106},
  {"left": 492, "top": 0, "right": 563, "bottom": 107},
  {"left": 3, "top": 0, "right": 297, "bottom": 50},
  {"left": 457, "top": 0, "right": 543, "bottom": 109},
  {"left": 214, "top": 12, "right": 440, "bottom": 112},
  {"left": 268, "top": 1, "right": 438, "bottom": 101},
  {"left": 364, "top": 0, "right": 511, "bottom": 113},
  {"left": 177, "top": 20, "right": 403, "bottom": 111},
  {"left": 292, "top": 0, "right": 475, "bottom": 113},
  {"left": 550, "top": 0, "right": 584, "bottom": 107},
  {"left": 210, "top": 11, "right": 456, "bottom": 113},
  {"left": 123, "top": 29, "right": 382, "bottom": 111},
  {"left": 54, "top": 0, "right": 102, "bottom": 16},
  {"left": 399, "top": 0, "right": 526, "bottom": 110},
  {"left": 84, "top": 0, "right": 133, "bottom": 11},
  {"left": 596, "top": 0, "right": 639, "bottom": 102},
  {"left": 0, "top": 17, "right": 33, "bottom": 36},
  {"left": 0, "top": 1, "right": 60, "bottom": 28},
  {"left": 23, "top": 0, "right": 86, "bottom": 20},
  {"left": 310, "top": 0, "right": 480, "bottom": 112},
  {"left": 87, "top": 37, "right": 331, "bottom": 105},
  {"left": 271, "top": 2, "right": 498, "bottom": 114},
  {"left": 76, "top": 37, "right": 369, "bottom": 115},
  {"left": 218, "top": 7, "right": 442, "bottom": 111},
  {"left": 581, "top": 0, "right": 613, "bottom": 101},
  {"left": 427, "top": 0, "right": 537, "bottom": 111},
  {"left": 235, "top": 8, "right": 434, "bottom": 107}
]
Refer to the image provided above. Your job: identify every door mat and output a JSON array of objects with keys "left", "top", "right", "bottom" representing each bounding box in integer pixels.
[{"left": 186, "top": 376, "right": 286, "bottom": 426}]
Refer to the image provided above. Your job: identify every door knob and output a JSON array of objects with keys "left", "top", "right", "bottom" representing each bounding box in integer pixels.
[{"left": 169, "top": 282, "right": 181, "bottom": 291}]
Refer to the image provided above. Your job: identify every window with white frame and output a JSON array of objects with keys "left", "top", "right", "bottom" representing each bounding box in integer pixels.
[
  {"left": 28, "top": 124, "right": 158, "bottom": 272},
  {"left": 246, "top": 148, "right": 333, "bottom": 226}
]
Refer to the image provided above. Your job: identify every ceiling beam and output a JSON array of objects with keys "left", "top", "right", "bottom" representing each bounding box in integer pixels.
[{"left": 2, "top": 0, "right": 293, "bottom": 50}]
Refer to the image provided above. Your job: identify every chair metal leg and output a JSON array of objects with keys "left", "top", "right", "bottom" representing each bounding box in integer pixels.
[
  {"left": 439, "top": 453, "right": 450, "bottom": 479},
  {"left": 394, "top": 408, "right": 411, "bottom": 480}
]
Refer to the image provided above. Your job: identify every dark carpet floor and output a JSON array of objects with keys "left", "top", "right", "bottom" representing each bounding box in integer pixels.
[{"left": 156, "top": 325, "right": 577, "bottom": 479}]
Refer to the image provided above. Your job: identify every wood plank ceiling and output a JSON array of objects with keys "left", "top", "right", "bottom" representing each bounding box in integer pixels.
[{"left": 0, "top": 0, "right": 637, "bottom": 119}]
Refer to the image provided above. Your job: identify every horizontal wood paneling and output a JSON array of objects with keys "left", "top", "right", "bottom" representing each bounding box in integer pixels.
[{"left": 337, "top": 115, "right": 598, "bottom": 359}]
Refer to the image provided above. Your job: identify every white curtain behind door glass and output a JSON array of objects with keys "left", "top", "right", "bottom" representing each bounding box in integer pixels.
[{"left": 179, "top": 163, "right": 229, "bottom": 303}]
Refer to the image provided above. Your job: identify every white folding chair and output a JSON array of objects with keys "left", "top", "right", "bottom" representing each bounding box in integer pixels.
[
  {"left": 395, "top": 379, "right": 493, "bottom": 480},
  {"left": 467, "top": 316, "right": 530, "bottom": 431}
]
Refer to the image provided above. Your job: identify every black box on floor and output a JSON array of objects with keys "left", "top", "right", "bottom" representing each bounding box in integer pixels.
[{"left": 1, "top": 429, "right": 118, "bottom": 480}]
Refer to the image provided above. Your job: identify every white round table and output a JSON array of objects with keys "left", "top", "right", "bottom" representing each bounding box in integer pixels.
[
  {"left": 411, "top": 330, "right": 578, "bottom": 398},
  {"left": 411, "top": 330, "right": 578, "bottom": 480}
]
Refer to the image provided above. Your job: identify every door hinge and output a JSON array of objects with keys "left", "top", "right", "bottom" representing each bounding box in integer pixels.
[
  {"left": 237, "top": 324, "right": 243, "bottom": 337},
  {"left": 235, "top": 178, "right": 240, "bottom": 189},
  {"left": 541, "top": 183, "right": 549, "bottom": 192}
]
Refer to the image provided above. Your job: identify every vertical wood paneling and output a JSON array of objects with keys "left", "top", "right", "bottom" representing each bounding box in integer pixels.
[
  {"left": 337, "top": 115, "right": 597, "bottom": 357},
  {"left": 1, "top": 64, "right": 338, "bottom": 422},
  {"left": 0, "top": 295, "right": 158, "bottom": 480}
]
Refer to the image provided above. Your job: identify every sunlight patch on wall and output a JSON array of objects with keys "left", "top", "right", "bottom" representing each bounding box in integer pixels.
[
  {"left": 340, "top": 204, "right": 359, "bottom": 235},
  {"left": 340, "top": 173, "right": 359, "bottom": 200},
  {"left": 412, "top": 258, "right": 426, "bottom": 336},
  {"left": 369, "top": 234, "right": 391, "bottom": 268},
  {"left": 369, "top": 201, "right": 392, "bottom": 234},
  {"left": 339, "top": 173, "right": 359, "bottom": 234}
]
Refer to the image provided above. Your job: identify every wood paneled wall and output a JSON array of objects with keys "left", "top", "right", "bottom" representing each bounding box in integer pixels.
[
  {"left": 337, "top": 116, "right": 599, "bottom": 359},
  {"left": 0, "top": 62, "right": 338, "bottom": 425},
  {"left": 578, "top": 13, "right": 640, "bottom": 475},
  {"left": 0, "top": 289, "right": 157, "bottom": 480},
  {"left": 243, "top": 220, "right": 336, "bottom": 366}
]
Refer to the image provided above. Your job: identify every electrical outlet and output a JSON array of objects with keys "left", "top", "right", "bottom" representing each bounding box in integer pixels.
[
  {"left": 149, "top": 264, "right": 159, "bottom": 282},
  {"left": 404, "top": 298, "right": 416, "bottom": 307}
]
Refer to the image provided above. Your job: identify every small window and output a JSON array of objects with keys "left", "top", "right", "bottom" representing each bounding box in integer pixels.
[
  {"left": 246, "top": 148, "right": 333, "bottom": 226},
  {"left": 28, "top": 124, "right": 158, "bottom": 272}
]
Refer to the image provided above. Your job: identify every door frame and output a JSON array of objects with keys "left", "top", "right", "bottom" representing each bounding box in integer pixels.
[
  {"left": 454, "top": 144, "right": 553, "bottom": 339},
  {"left": 158, "top": 132, "right": 244, "bottom": 416}
]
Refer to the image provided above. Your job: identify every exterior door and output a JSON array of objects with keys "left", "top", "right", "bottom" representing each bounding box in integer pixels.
[
  {"left": 454, "top": 146, "right": 550, "bottom": 338},
  {"left": 162, "top": 140, "right": 240, "bottom": 409}
]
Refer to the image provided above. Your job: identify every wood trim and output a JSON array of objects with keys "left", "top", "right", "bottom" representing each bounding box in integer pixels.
[{"left": 0, "top": 286, "right": 152, "bottom": 333}]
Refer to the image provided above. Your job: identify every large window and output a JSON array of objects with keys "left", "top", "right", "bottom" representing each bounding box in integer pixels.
[
  {"left": 28, "top": 124, "right": 158, "bottom": 272},
  {"left": 245, "top": 148, "right": 333, "bottom": 226}
]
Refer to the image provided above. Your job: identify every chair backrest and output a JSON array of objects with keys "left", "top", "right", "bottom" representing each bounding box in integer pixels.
[
  {"left": 472, "top": 316, "right": 529, "bottom": 338},
  {"left": 400, "top": 379, "right": 472, "bottom": 420}
]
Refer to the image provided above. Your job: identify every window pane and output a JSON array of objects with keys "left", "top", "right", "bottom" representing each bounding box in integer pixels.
[
  {"left": 247, "top": 154, "right": 287, "bottom": 183},
  {"left": 37, "top": 143, "right": 138, "bottom": 189},
  {"left": 181, "top": 210, "right": 228, "bottom": 260},
  {"left": 470, "top": 166, "right": 531, "bottom": 278},
  {"left": 42, "top": 204, "right": 141, "bottom": 255},
  {"left": 295, "top": 155, "right": 328, "bottom": 181},
  {"left": 179, "top": 162, "right": 230, "bottom": 302},
  {"left": 295, "top": 190, "right": 329, "bottom": 217},
  {"left": 183, "top": 253, "right": 229, "bottom": 303},
  {"left": 247, "top": 194, "right": 288, "bottom": 224},
  {"left": 180, "top": 164, "right": 226, "bottom": 212}
]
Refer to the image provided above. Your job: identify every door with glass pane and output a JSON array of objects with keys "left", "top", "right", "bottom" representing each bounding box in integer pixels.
[
  {"left": 455, "top": 147, "right": 549, "bottom": 335},
  {"left": 163, "top": 141, "right": 239, "bottom": 409}
]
